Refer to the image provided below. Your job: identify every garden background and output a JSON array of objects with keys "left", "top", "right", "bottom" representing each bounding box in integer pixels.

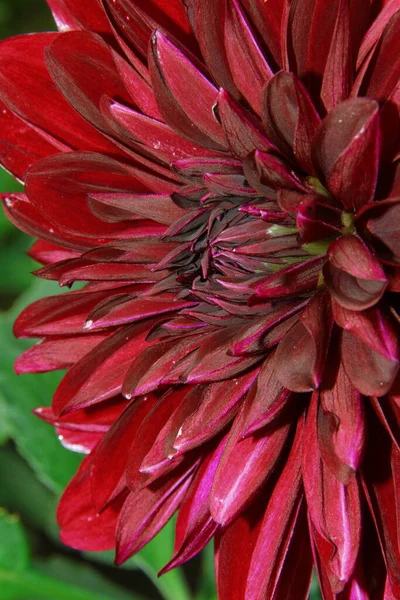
[{"left": 0, "top": 2, "right": 322, "bottom": 598}]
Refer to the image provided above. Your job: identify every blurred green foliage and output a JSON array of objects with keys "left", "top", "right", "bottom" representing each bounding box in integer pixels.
[{"left": 0, "top": 2, "right": 322, "bottom": 599}]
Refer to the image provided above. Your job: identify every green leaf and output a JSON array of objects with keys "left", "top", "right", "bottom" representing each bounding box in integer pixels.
[
  {"left": 0, "top": 448, "right": 59, "bottom": 540},
  {"left": 0, "top": 510, "right": 141, "bottom": 600},
  {"left": 34, "top": 557, "right": 141, "bottom": 600},
  {"left": 309, "top": 571, "right": 322, "bottom": 600},
  {"left": 133, "top": 518, "right": 191, "bottom": 600},
  {"left": 86, "top": 518, "right": 191, "bottom": 600},
  {"left": 0, "top": 279, "right": 82, "bottom": 493},
  {"left": 0, "top": 509, "right": 29, "bottom": 572},
  {"left": 196, "top": 542, "right": 217, "bottom": 600},
  {"left": 0, "top": 393, "right": 12, "bottom": 446}
]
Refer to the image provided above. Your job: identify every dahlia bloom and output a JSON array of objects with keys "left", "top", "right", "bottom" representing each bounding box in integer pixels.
[{"left": 1, "top": 0, "right": 400, "bottom": 597}]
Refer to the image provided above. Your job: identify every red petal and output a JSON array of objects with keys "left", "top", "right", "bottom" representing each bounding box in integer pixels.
[
  {"left": 173, "top": 370, "right": 258, "bottom": 454},
  {"left": 319, "top": 362, "right": 366, "bottom": 483},
  {"left": 91, "top": 395, "right": 157, "bottom": 511},
  {"left": 0, "top": 33, "right": 114, "bottom": 154},
  {"left": 102, "top": 0, "right": 194, "bottom": 59},
  {"left": 149, "top": 30, "right": 227, "bottom": 150},
  {"left": 160, "top": 437, "right": 227, "bottom": 573},
  {"left": 25, "top": 152, "right": 155, "bottom": 240},
  {"left": 46, "top": 31, "right": 132, "bottom": 136},
  {"left": 242, "top": 352, "right": 291, "bottom": 436},
  {"left": 210, "top": 400, "right": 291, "bottom": 526},
  {"left": 52, "top": 320, "right": 156, "bottom": 415},
  {"left": 14, "top": 287, "right": 132, "bottom": 337},
  {"left": 313, "top": 98, "right": 381, "bottom": 210},
  {"left": 303, "top": 393, "right": 362, "bottom": 592},
  {"left": 215, "top": 498, "right": 264, "bottom": 600},
  {"left": 15, "top": 333, "right": 106, "bottom": 374},
  {"left": 360, "top": 10, "right": 400, "bottom": 114},
  {"left": 362, "top": 411, "right": 400, "bottom": 597},
  {"left": 115, "top": 464, "right": 194, "bottom": 564},
  {"left": 0, "top": 101, "right": 66, "bottom": 180},
  {"left": 57, "top": 455, "right": 125, "bottom": 551},
  {"left": 245, "top": 420, "right": 311, "bottom": 599},
  {"left": 46, "top": 0, "right": 112, "bottom": 33},
  {"left": 216, "top": 89, "right": 272, "bottom": 159}
]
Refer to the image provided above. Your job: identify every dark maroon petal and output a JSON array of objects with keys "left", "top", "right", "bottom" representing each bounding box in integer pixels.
[
  {"left": 224, "top": 0, "right": 272, "bottom": 115},
  {"left": 287, "top": 0, "right": 341, "bottom": 103},
  {"left": 303, "top": 393, "right": 362, "bottom": 593},
  {"left": 210, "top": 400, "right": 291, "bottom": 526},
  {"left": 182, "top": 326, "right": 260, "bottom": 384},
  {"left": 91, "top": 396, "right": 157, "bottom": 511},
  {"left": 184, "top": 0, "right": 237, "bottom": 95},
  {"left": 275, "top": 291, "right": 332, "bottom": 392},
  {"left": 215, "top": 89, "right": 273, "bottom": 159},
  {"left": 341, "top": 329, "right": 399, "bottom": 397},
  {"left": 359, "top": 10, "right": 400, "bottom": 114},
  {"left": 115, "top": 464, "right": 195, "bottom": 564},
  {"left": 57, "top": 455, "right": 125, "bottom": 551},
  {"left": 363, "top": 198, "right": 400, "bottom": 260},
  {"left": 250, "top": 256, "right": 325, "bottom": 303},
  {"left": 149, "top": 30, "right": 227, "bottom": 150},
  {"left": 241, "top": 352, "right": 291, "bottom": 436},
  {"left": 102, "top": 0, "right": 194, "bottom": 59},
  {"left": 46, "top": 0, "right": 112, "bottom": 33},
  {"left": 332, "top": 302, "right": 399, "bottom": 363},
  {"left": 245, "top": 420, "right": 310, "bottom": 599},
  {"left": 241, "top": 0, "right": 287, "bottom": 68},
  {"left": 296, "top": 195, "right": 343, "bottom": 243},
  {"left": 262, "top": 71, "right": 321, "bottom": 173},
  {"left": 320, "top": 0, "right": 352, "bottom": 112},
  {"left": 245, "top": 149, "right": 306, "bottom": 195},
  {"left": 324, "top": 236, "right": 387, "bottom": 311},
  {"left": 230, "top": 301, "right": 306, "bottom": 357},
  {"left": 356, "top": 0, "right": 400, "bottom": 70},
  {"left": 0, "top": 33, "right": 114, "bottom": 154},
  {"left": 173, "top": 370, "right": 258, "bottom": 454},
  {"left": 318, "top": 362, "right": 366, "bottom": 483},
  {"left": 313, "top": 98, "right": 381, "bottom": 210}
]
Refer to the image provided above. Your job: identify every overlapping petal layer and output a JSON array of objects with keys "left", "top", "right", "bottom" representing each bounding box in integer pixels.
[{"left": 1, "top": 1, "right": 400, "bottom": 598}]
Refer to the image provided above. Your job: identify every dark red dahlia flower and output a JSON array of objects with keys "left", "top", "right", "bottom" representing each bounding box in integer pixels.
[{"left": 1, "top": 0, "right": 400, "bottom": 597}]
